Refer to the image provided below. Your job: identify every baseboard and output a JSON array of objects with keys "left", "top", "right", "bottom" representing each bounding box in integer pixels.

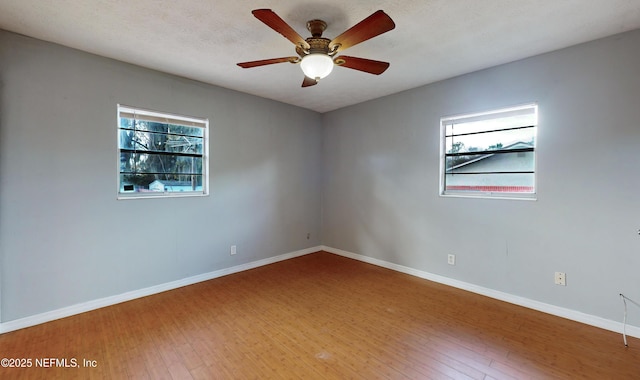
[
  {"left": 5, "top": 245, "right": 638, "bottom": 340},
  {"left": 0, "top": 246, "right": 321, "bottom": 334},
  {"left": 321, "top": 245, "right": 640, "bottom": 340}
]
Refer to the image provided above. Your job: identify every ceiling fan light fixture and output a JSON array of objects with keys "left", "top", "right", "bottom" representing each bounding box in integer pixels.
[{"left": 300, "top": 53, "right": 334, "bottom": 80}]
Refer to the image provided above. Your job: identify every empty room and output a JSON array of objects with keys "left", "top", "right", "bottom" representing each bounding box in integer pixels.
[{"left": 1, "top": 1, "right": 640, "bottom": 378}]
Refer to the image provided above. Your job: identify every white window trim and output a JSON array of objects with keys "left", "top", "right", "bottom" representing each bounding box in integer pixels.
[
  {"left": 439, "top": 103, "right": 538, "bottom": 201},
  {"left": 117, "top": 104, "right": 209, "bottom": 200}
]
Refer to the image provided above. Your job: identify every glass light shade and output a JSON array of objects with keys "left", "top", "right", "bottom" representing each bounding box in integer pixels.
[{"left": 300, "top": 54, "right": 334, "bottom": 80}]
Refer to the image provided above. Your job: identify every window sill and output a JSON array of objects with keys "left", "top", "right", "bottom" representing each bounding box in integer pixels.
[
  {"left": 117, "top": 192, "right": 208, "bottom": 200},
  {"left": 440, "top": 192, "right": 537, "bottom": 201}
]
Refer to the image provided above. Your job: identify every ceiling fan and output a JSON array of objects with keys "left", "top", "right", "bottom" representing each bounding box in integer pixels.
[{"left": 237, "top": 9, "right": 395, "bottom": 87}]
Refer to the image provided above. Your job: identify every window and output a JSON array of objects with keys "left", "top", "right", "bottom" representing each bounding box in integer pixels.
[
  {"left": 440, "top": 104, "right": 537, "bottom": 199},
  {"left": 117, "top": 105, "right": 208, "bottom": 199}
]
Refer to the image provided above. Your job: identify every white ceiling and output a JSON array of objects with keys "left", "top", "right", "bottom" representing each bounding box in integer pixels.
[{"left": 1, "top": 1, "right": 639, "bottom": 113}]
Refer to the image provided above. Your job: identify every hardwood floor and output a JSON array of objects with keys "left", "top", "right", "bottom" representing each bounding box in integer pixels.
[{"left": 1, "top": 251, "right": 639, "bottom": 379}]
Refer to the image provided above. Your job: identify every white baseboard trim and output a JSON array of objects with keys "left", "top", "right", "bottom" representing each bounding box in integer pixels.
[
  {"left": 0, "top": 246, "right": 321, "bottom": 334},
  {"left": 321, "top": 245, "right": 640, "bottom": 340}
]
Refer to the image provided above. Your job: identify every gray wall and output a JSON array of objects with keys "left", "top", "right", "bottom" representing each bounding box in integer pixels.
[
  {"left": 0, "top": 31, "right": 323, "bottom": 322},
  {"left": 322, "top": 30, "right": 640, "bottom": 327}
]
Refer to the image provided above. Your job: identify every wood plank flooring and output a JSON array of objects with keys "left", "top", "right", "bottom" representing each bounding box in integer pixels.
[{"left": 1, "top": 251, "right": 639, "bottom": 379}]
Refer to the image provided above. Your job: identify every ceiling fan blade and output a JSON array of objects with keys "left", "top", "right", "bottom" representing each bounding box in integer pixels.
[
  {"left": 302, "top": 76, "right": 318, "bottom": 87},
  {"left": 237, "top": 57, "right": 299, "bottom": 68},
  {"left": 330, "top": 10, "right": 395, "bottom": 52},
  {"left": 252, "top": 9, "right": 310, "bottom": 49},
  {"left": 334, "top": 56, "right": 390, "bottom": 75}
]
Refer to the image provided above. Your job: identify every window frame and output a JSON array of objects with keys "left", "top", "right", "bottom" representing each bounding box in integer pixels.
[
  {"left": 116, "top": 104, "right": 209, "bottom": 200},
  {"left": 439, "top": 103, "right": 538, "bottom": 200}
]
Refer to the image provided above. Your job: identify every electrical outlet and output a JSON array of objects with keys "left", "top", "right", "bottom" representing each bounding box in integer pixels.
[
  {"left": 230, "top": 245, "right": 237, "bottom": 255},
  {"left": 307, "top": 232, "right": 310, "bottom": 240},
  {"left": 554, "top": 272, "right": 566, "bottom": 286},
  {"left": 447, "top": 254, "right": 456, "bottom": 265}
]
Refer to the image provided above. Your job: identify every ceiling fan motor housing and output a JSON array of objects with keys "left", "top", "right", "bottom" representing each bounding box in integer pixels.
[
  {"left": 303, "top": 38, "right": 331, "bottom": 55},
  {"left": 295, "top": 19, "right": 333, "bottom": 57}
]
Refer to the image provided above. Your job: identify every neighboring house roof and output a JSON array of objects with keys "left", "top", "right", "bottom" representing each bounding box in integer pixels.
[{"left": 447, "top": 141, "right": 533, "bottom": 172}]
